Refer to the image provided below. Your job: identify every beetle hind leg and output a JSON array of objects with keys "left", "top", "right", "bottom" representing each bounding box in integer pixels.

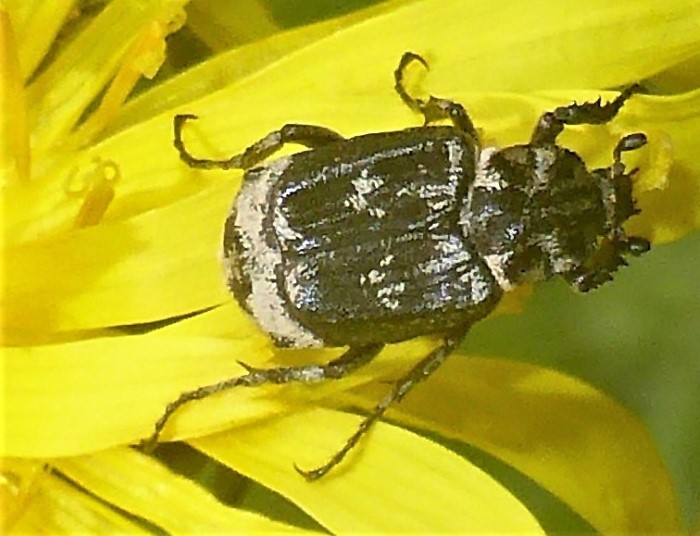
[
  {"left": 173, "top": 115, "right": 345, "bottom": 170},
  {"left": 140, "top": 344, "right": 382, "bottom": 453},
  {"left": 394, "top": 52, "right": 479, "bottom": 142},
  {"left": 296, "top": 324, "right": 470, "bottom": 481}
]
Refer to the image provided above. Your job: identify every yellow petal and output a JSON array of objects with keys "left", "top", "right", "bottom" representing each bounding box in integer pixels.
[
  {"left": 110, "top": 0, "right": 405, "bottom": 133},
  {"left": 186, "top": 0, "right": 279, "bottom": 50},
  {"left": 53, "top": 447, "right": 300, "bottom": 533},
  {"left": 26, "top": 0, "right": 185, "bottom": 154},
  {"left": 4, "top": 334, "right": 280, "bottom": 456},
  {"left": 619, "top": 88, "right": 700, "bottom": 243},
  {"left": 3, "top": 458, "right": 147, "bottom": 533},
  {"left": 648, "top": 52, "right": 700, "bottom": 94},
  {"left": 0, "top": 8, "right": 29, "bottom": 183},
  {"left": 193, "top": 407, "right": 544, "bottom": 533},
  {"left": 342, "top": 357, "right": 684, "bottom": 533},
  {"left": 110, "top": 0, "right": 700, "bottom": 144},
  {"left": 262, "top": 0, "right": 700, "bottom": 96},
  {"left": 5, "top": 0, "right": 74, "bottom": 81},
  {"left": 4, "top": 181, "right": 230, "bottom": 339},
  {"left": 4, "top": 329, "right": 437, "bottom": 457}
]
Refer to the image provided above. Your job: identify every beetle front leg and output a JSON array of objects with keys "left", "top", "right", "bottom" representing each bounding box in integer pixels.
[
  {"left": 530, "top": 84, "right": 642, "bottom": 145},
  {"left": 140, "top": 344, "right": 383, "bottom": 452},
  {"left": 394, "top": 52, "right": 479, "bottom": 143},
  {"left": 296, "top": 324, "right": 470, "bottom": 481},
  {"left": 173, "top": 114, "right": 345, "bottom": 170},
  {"left": 564, "top": 133, "right": 650, "bottom": 292}
]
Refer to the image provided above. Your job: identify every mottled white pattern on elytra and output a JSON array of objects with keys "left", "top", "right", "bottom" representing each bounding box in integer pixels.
[
  {"left": 337, "top": 147, "right": 421, "bottom": 214},
  {"left": 273, "top": 206, "right": 304, "bottom": 242},
  {"left": 285, "top": 260, "right": 318, "bottom": 310},
  {"left": 420, "top": 236, "right": 473, "bottom": 275},
  {"left": 344, "top": 192, "right": 368, "bottom": 211},
  {"left": 417, "top": 182, "right": 456, "bottom": 200},
  {"left": 376, "top": 281, "right": 405, "bottom": 310},
  {"left": 344, "top": 171, "right": 385, "bottom": 214},
  {"left": 368, "top": 207, "right": 387, "bottom": 218},
  {"left": 483, "top": 251, "right": 515, "bottom": 290},
  {"left": 396, "top": 185, "right": 411, "bottom": 198},
  {"left": 461, "top": 265, "right": 492, "bottom": 304},
  {"left": 504, "top": 222, "right": 523, "bottom": 241},
  {"left": 352, "top": 170, "right": 384, "bottom": 194},
  {"left": 427, "top": 198, "right": 450, "bottom": 212},
  {"left": 390, "top": 140, "right": 464, "bottom": 213},
  {"left": 231, "top": 157, "right": 323, "bottom": 348},
  {"left": 359, "top": 268, "right": 386, "bottom": 286},
  {"left": 379, "top": 254, "right": 394, "bottom": 267}
]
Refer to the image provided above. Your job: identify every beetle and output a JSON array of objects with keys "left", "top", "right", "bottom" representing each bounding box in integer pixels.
[{"left": 143, "top": 52, "right": 649, "bottom": 480}]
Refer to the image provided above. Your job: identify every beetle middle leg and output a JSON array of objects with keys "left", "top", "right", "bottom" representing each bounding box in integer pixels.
[
  {"left": 296, "top": 324, "right": 470, "bottom": 481},
  {"left": 530, "top": 84, "right": 642, "bottom": 145},
  {"left": 140, "top": 344, "right": 382, "bottom": 452},
  {"left": 173, "top": 114, "right": 345, "bottom": 170},
  {"left": 394, "top": 52, "right": 479, "bottom": 142}
]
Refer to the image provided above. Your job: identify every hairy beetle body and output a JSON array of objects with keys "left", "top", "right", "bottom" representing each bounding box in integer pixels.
[
  {"left": 145, "top": 52, "right": 649, "bottom": 480},
  {"left": 224, "top": 127, "right": 502, "bottom": 348}
]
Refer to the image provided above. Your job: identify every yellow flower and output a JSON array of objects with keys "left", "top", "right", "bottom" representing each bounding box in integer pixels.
[{"left": 3, "top": 0, "right": 700, "bottom": 532}]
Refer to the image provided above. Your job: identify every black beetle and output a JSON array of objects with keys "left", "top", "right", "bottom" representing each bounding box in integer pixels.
[{"left": 144, "top": 52, "right": 649, "bottom": 480}]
